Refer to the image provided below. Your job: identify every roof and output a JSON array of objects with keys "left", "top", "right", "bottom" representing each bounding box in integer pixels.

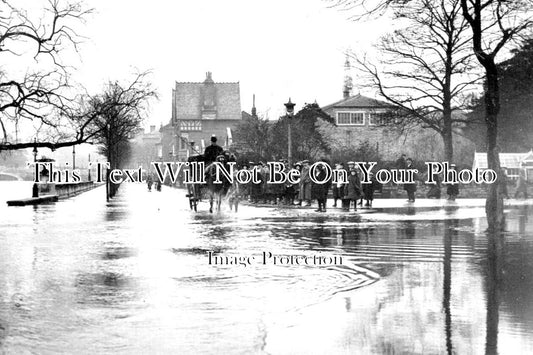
[
  {"left": 321, "top": 94, "right": 393, "bottom": 111},
  {"left": 172, "top": 80, "right": 241, "bottom": 121},
  {"left": 473, "top": 151, "right": 533, "bottom": 169}
]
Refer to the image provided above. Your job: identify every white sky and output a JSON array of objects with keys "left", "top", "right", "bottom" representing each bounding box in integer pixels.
[{"left": 70, "top": 0, "right": 389, "bottom": 128}]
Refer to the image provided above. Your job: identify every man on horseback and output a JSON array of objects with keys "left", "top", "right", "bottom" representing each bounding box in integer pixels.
[{"left": 204, "top": 135, "right": 224, "bottom": 166}]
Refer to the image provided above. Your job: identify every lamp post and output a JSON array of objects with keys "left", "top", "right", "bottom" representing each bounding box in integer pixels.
[
  {"left": 32, "top": 138, "right": 39, "bottom": 197},
  {"left": 72, "top": 145, "right": 76, "bottom": 171},
  {"left": 284, "top": 98, "right": 295, "bottom": 165},
  {"left": 88, "top": 153, "right": 92, "bottom": 182}
]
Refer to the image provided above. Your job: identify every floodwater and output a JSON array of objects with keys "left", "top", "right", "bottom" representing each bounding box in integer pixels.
[{"left": 0, "top": 182, "right": 532, "bottom": 354}]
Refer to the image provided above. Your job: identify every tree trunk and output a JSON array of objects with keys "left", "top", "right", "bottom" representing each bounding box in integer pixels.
[
  {"left": 442, "top": 40, "right": 454, "bottom": 165},
  {"left": 484, "top": 65, "right": 504, "bottom": 230},
  {"left": 442, "top": 125, "right": 454, "bottom": 164}
]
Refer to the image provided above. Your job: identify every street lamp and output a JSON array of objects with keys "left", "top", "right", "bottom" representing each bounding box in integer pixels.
[
  {"left": 284, "top": 98, "right": 295, "bottom": 165},
  {"left": 32, "top": 138, "right": 39, "bottom": 197},
  {"left": 187, "top": 141, "right": 195, "bottom": 159},
  {"left": 88, "top": 153, "right": 92, "bottom": 181},
  {"left": 72, "top": 145, "right": 76, "bottom": 170}
]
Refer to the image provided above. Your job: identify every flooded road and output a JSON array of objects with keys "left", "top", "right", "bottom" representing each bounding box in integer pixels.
[{"left": 1, "top": 182, "right": 533, "bottom": 354}]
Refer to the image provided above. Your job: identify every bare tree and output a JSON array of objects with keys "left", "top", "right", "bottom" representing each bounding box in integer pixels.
[
  {"left": 87, "top": 72, "right": 157, "bottom": 199},
  {"left": 349, "top": 0, "right": 481, "bottom": 163},
  {"left": 329, "top": 0, "right": 533, "bottom": 226},
  {"left": 460, "top": 0, "right": 533, "bottom": 229},
  {"left": 0, "top": 0, "right": 94, "bottom": 151}
]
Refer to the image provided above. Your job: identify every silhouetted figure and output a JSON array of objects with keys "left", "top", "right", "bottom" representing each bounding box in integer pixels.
[{"left": 204, "top": 135, "right": 224, "bottom": 166}]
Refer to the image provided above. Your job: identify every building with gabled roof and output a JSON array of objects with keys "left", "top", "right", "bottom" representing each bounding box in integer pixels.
[
  {"left": 321, "top": 92, "right": 406, "bottom": 161},
  {"left": 320, "top": 56, "right": 476, "bottom": 163},
  {"left": 160, "top": 72, "right": 243, "bottom": 160}
]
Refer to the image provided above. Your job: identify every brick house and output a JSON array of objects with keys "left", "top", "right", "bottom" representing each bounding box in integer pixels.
[
  {"left": 159, "top": 72, "right": 243, "bottom": 160},
  {"left": 320, "top": 92, "right": 475, "bottom": 164},
  {"left": 321, "top": 93, "right": 407, "bottom": 161}
]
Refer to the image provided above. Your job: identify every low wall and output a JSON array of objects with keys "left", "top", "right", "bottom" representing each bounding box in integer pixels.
[{"left": 38, "top": 181, "right": 101, "bottom": 199}]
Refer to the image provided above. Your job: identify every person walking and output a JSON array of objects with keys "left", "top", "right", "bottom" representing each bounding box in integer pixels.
[
  {"left": 403, "top": 158, "right": 417, "bottom": 202},
  {"left": 311, "top": 163, "right": 331, "bottom": 212},
  {"left": 342, "top": 161, "right": 355, "bottom": 210},
  {"left": 299, "top": 160, "right": 312, "bottom": 206},
  {"left": 500, "top": 167, "right": 509, "bottom": 199},
  {"left": 396, "top": 154, "right": 407, "bottom": 169},
  {"left": 515, "top": 168, "right": 528, "bottom": 199},
  {"left": 426, "top": 172, "right": 441, "bottom": 199},
  {"left": 446, "top": 164, "right": 460, "bottom": 200},
  {"left": 332, "top": 163, "right": 345, "bottom": 207},
  {"left": 344, "top": 167, "right": 362, "bottom": 212},
  {"left": 362, "top": 172, "right": 380, "bottom": 207},
  {"left": 293, "top": 162, "right": 302, "bottom": 205}
]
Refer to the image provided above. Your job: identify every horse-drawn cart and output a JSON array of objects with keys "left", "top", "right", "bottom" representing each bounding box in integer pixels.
[
  {"left": 185, "top": 154, "right": 235, "bottom": 213},
  {"left": 185, "top": 155, "right": 206, "bottom": 212}
]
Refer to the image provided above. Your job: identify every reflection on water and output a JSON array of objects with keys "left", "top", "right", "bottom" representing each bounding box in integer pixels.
[{"left": 0, "top": 182, "right": 533, "bottom": 354}]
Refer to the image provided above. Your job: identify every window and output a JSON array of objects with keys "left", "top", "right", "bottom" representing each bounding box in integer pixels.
[
  {"left": 336, "top": 111, "right": 365, "bottom": 125},
  {"left": 202, "top": 112, "right": 216, "bottom": 120},
  {"left": 179, "top": 120, "right": 202, "bottom": 131},
  {"left": 368, "top": 112, "right": 388, "bottom": 125}
]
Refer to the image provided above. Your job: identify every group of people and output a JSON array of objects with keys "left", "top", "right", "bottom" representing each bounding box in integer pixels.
[
  {"left": 238, "top": 160, "right": 381, "bottom": 212},
  {"left": 396, "top": 154, "right": 459, "bottom": 202},
  {"left": 199, "top": 137, "right": 529, "bottom": 211}
]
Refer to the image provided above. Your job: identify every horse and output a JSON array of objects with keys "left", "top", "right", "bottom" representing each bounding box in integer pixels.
[
  {"left": 205, "top": 157, "right": 232, "bottom": 213},
  {"left": 225, "top": 171, "right": 241, "bottom": 212}
]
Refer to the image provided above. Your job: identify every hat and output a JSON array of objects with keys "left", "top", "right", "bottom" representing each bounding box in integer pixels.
[
  {"left": 302, "top": 159, "right": 310, "bottom": 164},
  {"left": 248, "top": 161, "right": 255, "bottom": 166},
  {"left": 406, "top": 157, "right": 413, "bottom": 162},
  {"left": 216, "top": 154, "right": 225, "bottom": 161},
  {"left": 347, "top": 161, "right": 355, "bottom": 165},
  {"left": 211, "top": 135, "right": 217, "bottom": 143}
]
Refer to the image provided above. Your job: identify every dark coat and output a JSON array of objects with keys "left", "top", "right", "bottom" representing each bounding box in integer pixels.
[
  {"left": 403, "top": 167, "right": 418, "bottom": 193},
  {"left": 311, "top": 169, "right": 331, "bottom": 200},
  {"left": 426, "top": 174, "right": 441, "bottom": 198},
  {"left": 446, "top": 184, "right": 459, "bottom": 196},
  {"left": 204, "top": 144, "right": 224, "bottom": 165},
  {"left": 362, "top": 178, "right": 380, "bottom": 201},
  {"left": 344, "top": 173, "right": 362, "bottom": 200}
]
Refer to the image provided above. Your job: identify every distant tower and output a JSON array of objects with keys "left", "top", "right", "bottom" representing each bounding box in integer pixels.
[
  {"left": 343, "top": 55, "right": 353, "bottom": 99},
  {"left": 251, "top": 94, "right": 257, "bottom": 117}
]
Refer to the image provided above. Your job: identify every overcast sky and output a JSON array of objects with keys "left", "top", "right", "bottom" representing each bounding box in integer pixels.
[{"left": 70, "top": 0, "right": 389, "bottom": 128}]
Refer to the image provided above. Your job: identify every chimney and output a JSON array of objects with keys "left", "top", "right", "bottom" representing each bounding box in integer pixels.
[
  {"left": 343, "top": 55, "right": 353, "bottom": 99},
  {"left": 251, "top": 94, "right": 257, "bottom": 117},
  {"left": 150, "top": 125, "right": 156, "bottom": 133},
  {"left": 204, "top": 71, "right": 214, "bottom": 83}
]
